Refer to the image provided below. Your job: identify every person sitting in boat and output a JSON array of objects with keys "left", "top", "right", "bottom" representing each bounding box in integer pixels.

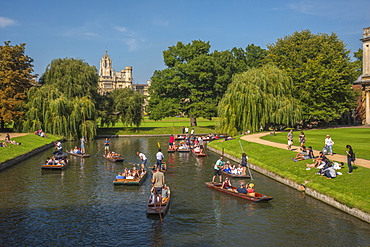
[
  {"left": 139, "top": 168, "right": 146, "bottom": 176},
  {"left": 229, "top": 163, "right": 238, "bottom": 174},
  {"left": 223, "top": 163, "right": 231, "bottom": 174},
  {"left": 236, "top": 183, "right": 248, "bottom": 194},
  {"left": 247, "top": 183, "right": 255, "bottom": 196},
  {"left": 221, "top": 178, "right": 232, "bottom": 189},
  {"left": 193, "top": 146, "right": 201, "bottom": 153},
  {"left": 236, "top": 164, "right": 243, "bottom": 175},
  {"left": 162, "top": 185, "right": 170, "bottom": 203},
  {"left": 149, "top": 186, "right": 159, "bottom": 204}
]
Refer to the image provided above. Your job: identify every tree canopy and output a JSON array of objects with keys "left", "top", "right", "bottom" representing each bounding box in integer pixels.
[
  {"left": 0, "top": 41, "right": 36, "bottom": 129},
  {"left": 217, "top": 65, "right": 302, "bottom": 135},
  {"left": 148, "top": 40, "right": 265, "bottom": 126},
  {"left": 19, "top": 58, "right": 98, "bottom": 139},
  {"left": 265, "top": 30, "right": 357, "bottom": 123}
]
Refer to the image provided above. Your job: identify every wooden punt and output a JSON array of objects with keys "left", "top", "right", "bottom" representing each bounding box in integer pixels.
[
  {"left": 146, "top": 187, "right": 171, "bottom": 215},
  {"left": 167, "top": 148, "right": 176, "bottom": 153},
  {"left": 41, "top": 161, "right": 68, "bottom": 170},
  {"left": 221, "top": 170, "right": 251, "bottom": 178},
  {"left": 205, "top": 182, "right": 273, "bottom": 202},
  {"left": 113, "top": 171, "right": 148, "bottom": 185},
  {"left": 67, "top": 151, "right": 90, "bottom": 158},
  {"left": 177, "top": 148, "right": 191, "bottom": 153},
  {"left": 102, "top": 154, "right": 124, "bottom": 162}
]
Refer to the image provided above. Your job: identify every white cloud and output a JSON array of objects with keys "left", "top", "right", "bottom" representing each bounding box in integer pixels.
[
  {"left": 124, "top": 38, "right": 139, "bottom": 51},
  {"left": 114, "top": 26, "right": 127, "bottom": 32},
  {"left": 0, "top": 16, "right": 16, "bottom": 28}
]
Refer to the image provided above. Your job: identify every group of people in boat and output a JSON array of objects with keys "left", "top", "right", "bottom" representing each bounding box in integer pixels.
[
  {"left": 69, "top": 146, "right": 83, "bottom": 154},
  {"left": 221, "top": 177, "right": 256, "bottom": 195},
  {"left": 45, "top": 156, "right": 68, "bottom": 165},
  {"left": 168, "top": 134, "right": 206, "bottom": 154},
  {"left": 116, "top": 167, "right": 146, "bottom": 179},
  {"left": 212, "top": 155, "right": 249, "bottom": 182},
  {"left": 105, "top": 151, "right": 122, "bottom": 159}
]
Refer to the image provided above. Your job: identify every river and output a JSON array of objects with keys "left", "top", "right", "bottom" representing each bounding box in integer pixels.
[{"left": 0, "top": 136, "right": 369, "bottom": 246}]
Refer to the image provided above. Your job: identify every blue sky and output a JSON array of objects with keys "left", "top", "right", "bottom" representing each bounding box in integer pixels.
[{"left": 1, "top": 0, "right": 369, "bottom": 84}]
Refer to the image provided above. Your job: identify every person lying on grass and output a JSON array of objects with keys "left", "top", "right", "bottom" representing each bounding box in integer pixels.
[{"left": 306, "top": 151, "right": 326, "bottom": 167}]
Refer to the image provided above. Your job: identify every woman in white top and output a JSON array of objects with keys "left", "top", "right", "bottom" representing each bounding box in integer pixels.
[{"left": 324, "top": 135, "right": 335, "bottom": 155}]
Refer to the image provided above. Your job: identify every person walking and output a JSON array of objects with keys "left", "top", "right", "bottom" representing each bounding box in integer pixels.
[
  {"left": 324, "top": 135, "right": 335, "bottom": 155},
  {"left": 212, "top": 157, "right": 224, "bottom": 183},
  {"left": 287, "top": 129, "right": 293, "bottom": 150},
  {"left": 345, "top": 145, "right": 355, "bottom": 174},
  {"left": 81, "top": 136, "right": 87, "bottom": 154},
  {"left": 299, "top": 132, "right": 306, "bottom": 148},
  {"left": 156, "top": 149, "right": 164, "bottom": 169}
]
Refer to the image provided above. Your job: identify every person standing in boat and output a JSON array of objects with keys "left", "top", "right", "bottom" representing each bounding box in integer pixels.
[
  {"left": 152, "top": 166, "right": 165, "bottom": 207},
  {"left": 156, "top": 149, "right": 164, "bottom": 169},
  {"left": 81, "top": 136, "right": 87, "bottom": 154},
  {"left": 241, "top": 153, "right": 248, "bottom": 175},
  {"left": 137, "top": 151, "right": 148, "bottom": 170},
  {"left": 169, "top": 134, "right": 175, "bottom": 150},
  {"left": 104, "top": 138, "right": 110, "bottom": 155},
  {"left": 55, "top": 141, "right": 62, "bottom": 152},
  {"left": 212, "top": 157, "right": 224, "bottom": 183}
]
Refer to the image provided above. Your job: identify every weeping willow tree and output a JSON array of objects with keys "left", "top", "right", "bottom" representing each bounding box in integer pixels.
[
  {"left": 217, "top": 65, "right": 302, "bottom": 135},
  {"left": 19, "top": 58, "right": 98, "bottom": 140}
]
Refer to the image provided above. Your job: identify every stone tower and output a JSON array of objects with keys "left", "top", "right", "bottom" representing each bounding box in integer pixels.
[
  {"left": 360, "top": 27, "right": 370, "bottom": 124},
  {"left": 97, "top": 51, "right": 133, "bottom": 95}
]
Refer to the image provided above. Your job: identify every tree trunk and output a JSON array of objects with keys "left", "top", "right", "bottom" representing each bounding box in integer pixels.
[
  {"left": 0, "top": 120, "right": 4, "bottom": 131},
  {"left": 190, "top": 116, "right": 197, "bottom": 127}
]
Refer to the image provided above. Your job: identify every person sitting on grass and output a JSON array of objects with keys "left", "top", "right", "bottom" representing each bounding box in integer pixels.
[
  {"left": 306, "top": 151, "right": 326, "bottom": 168},
  {"left": 5, "top": 134, "right": 21, "bottom": 145},
  {"left": 0, "top": 142, "right": 9, "bottom": 147},
  {"left": 293, "top": 146, "right": 314, "bottom": 162}
]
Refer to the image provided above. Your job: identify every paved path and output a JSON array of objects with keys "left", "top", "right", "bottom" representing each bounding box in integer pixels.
[
  {"left": 240, "top": 131, "right": 370, "bottom": 169},
  {"left": 0, "top": 132, "right": 29, "bottom": 139}
]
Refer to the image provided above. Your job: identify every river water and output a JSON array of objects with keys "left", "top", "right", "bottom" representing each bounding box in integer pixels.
[{"left": 0, "top": 136, "right": 369, "bottom": 246}]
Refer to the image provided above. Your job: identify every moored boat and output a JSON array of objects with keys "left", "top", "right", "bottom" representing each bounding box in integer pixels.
[
  {"left": 146, "top": 187, "right": 171, "bottom": 215},
  {"left": 113, "top": 171, "right": 148, "bottom": 185},
  {"left": 67, "top": 151, "right": 90, "bottom": 158},
  {"left": 205, "top": 182, "right": 273, "bottom": 202},
  {"left": 221, "top": 170, "right": 251, "bottom": 178},
  {"left": 102, "top": 154, "right": 124, "bottom": 162}
]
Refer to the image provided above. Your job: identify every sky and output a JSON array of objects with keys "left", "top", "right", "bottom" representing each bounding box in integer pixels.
[{"left": 1, "top": 0, "right": 369, "bottom": 84}]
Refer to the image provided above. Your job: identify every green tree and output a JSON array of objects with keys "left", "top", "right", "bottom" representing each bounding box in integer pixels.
[
  {"left": 20, "top": 58, "right": 98, "bottom": 139},
  {"left": 0, "top": 41, "right": 36, "bottom": 129},
  {"left": 149, "top": 40, "right": 250, "bottom": 126},
  {"left": 265, "top": 30, "right": 357, "bottom": 123},
  {"left": 108, "top": 88, "right": 144, "bottom": 127},
  {"left": 217, "top": 65, "right": 302, "bottom": 135}
]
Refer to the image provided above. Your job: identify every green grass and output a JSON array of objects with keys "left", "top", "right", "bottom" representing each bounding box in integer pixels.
[
  {"left": 0, "top": 134, "right": 61, "bottom": 163},
  {"left": 262, "top": 128, "right": 370, "bottom": 160},
  {"left": 98, "top": 117, "right": 218, "bottom": 135},
  {"left": 208, "top": 136, "right": 370, "bottom": 213}
]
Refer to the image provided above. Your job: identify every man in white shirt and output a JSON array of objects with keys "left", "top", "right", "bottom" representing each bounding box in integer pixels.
[
  {"left": 137, "top": 152, "right": 147, "bottom": 169},
  {"left": 156, "top": 149, "right": 164, "bottom": 169}
]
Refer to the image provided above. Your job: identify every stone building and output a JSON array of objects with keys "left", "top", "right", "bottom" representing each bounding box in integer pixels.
[
  {"left": 98, "top": 51, "right": 133, "bottom": 95},
  {"left": 354, "top": 27, "right": 370, "bottom": 124}
]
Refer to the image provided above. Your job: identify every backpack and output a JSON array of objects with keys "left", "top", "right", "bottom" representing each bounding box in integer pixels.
[
  {"left": 352, "top": 153, "right": 356, "bottom": 162},
  {"left": 322, "top": 147, "right": 328, "bottom": 155}
]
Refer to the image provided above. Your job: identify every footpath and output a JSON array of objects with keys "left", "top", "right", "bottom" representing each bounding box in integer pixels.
[{"left": 240, "top": 131, "right": 370, "bottom": 169}]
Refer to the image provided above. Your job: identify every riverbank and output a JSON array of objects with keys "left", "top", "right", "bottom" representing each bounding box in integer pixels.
[
  {"left": 0, "top": 133, "right": 61, "bottom": 169},
  {"left": 207, "top": 136, "right": 370, "bottom": 223}
]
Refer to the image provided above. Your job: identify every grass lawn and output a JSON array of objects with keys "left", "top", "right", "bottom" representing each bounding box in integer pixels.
[
  {"left": 261, "top": 128, "right": 370, "bottom": 160},
  {"left": 0, "top": 134, "right": 61, "bottom": 164},
  {"left": 97, "top": 117, "right": 218, "bottom": 135},
  {"left": 208, "top": 135, "right": 370, "bottom": 214}
]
